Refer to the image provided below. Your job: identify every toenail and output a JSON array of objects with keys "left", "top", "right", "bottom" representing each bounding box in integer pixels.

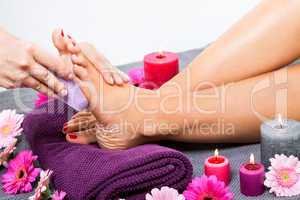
[
  {"left": 61, "top": 29, "right": 64, "bottom": 37},
  {"left": 68, "top": 134, "right": 77, "bottom": 139}
]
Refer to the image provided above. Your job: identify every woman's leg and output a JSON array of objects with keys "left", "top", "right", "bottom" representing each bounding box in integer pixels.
[
  {"left": 72, "top": 46, "right": 300, "bottom": 148},
  {"left": 175, "top": 0, "right": 300, "bottom": 90}
]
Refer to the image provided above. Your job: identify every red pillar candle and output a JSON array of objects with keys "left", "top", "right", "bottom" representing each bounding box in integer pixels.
[
  {"left": 239, "top": 153, "right": 265, "bottom": 196},
  {"left": 144, "top": 51, "right": 179, "bottom": 89},
  {"left": 204, "top": 149, "right": 231, "bottom": 185}
]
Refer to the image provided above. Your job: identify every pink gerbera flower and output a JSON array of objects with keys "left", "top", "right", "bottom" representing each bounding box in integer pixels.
[
  {"left": 1, "top": 150, "right": 40, "bottom": 194},
  {"left": 34, "top": 93, "right": 49, "bottom": 108},
  {"left": 146, "top": 186, "right": 185, "bottom": 200},
  {"left": 52, "top": 190, "right": 67, "bottom": 200},
  {"left": 0, "top": 109, "right": 24, "bottom": 148},
  {"left": 128, "top": 67, "right": 145, "bottom": 87},
  {"left": 183, "top": 175, "right": 234, "bottom": 200},
  {"left": 264, "top": 154, "right": 300, "bottom": 197}
]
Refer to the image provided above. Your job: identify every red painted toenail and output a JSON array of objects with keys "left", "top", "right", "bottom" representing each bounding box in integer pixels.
[
  {"left": 68, "top": 134, "right": 77, "bottom": 139},
  {"left": 61, "top": 29, "right": 64, "bottom": 37}
]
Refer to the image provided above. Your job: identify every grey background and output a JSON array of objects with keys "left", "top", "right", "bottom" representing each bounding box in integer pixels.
[{"left": 0, "top": 48, "right": 299, "bottom": 200}]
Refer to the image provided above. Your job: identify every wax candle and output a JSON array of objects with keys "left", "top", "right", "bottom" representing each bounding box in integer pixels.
[
  {"left": 204, "top": 149, "right": 231, "bottom": 185},
  {"left": 144, "top": 51, "right": 179, "bottom": 89},
  {"left": 239, "top": 154, "right": 265, "bottom": 196},
  {"left": 260, "top": 114, "right": 300, "bottom": 167}
]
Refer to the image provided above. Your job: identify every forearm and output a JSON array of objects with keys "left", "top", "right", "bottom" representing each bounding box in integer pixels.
[{"left": 176, "top": 0, "right": 300, "bottom": 91}]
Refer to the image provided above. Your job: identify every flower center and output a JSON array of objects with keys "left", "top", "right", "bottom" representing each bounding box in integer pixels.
[
  {"left": 276, "top": 168, "right": 299, "bottom": 188},
  {"left": 198, "top": 194, "right": 216, "bottom": 200},
  {"left": 0, "top": 124, "right": 12, "bottom": 136},
  {"left": 16, "top": 168, "right": 27, "bottom": 179}
]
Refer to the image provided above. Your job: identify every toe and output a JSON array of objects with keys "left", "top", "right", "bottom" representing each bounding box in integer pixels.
[
  {"left": 52, "top": 28, "right": 67, "bottom": 52},
  {"left": 66, "top": 133, "right": 97, "bottom": 144}
]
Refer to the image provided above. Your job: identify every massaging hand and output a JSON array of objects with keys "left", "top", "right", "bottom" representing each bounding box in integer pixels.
[
  {"left": 78, "top": 42, "right": 130, "bottom": 85},
  {"left": 53, "top": 28, "right": 130, "bottom": 86},
  {"left": 0, "top": 28, "right": 71, "bottom": 96}
]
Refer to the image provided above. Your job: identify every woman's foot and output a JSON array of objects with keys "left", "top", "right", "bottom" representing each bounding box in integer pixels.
[
  {"left": 52, "top": 29, "right": 152, "bottom": 149},
  {"left": 52, "top": 28, "right": 97, "bottom": 144}
]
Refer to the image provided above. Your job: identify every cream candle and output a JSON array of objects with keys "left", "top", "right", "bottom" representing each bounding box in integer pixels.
[
  {"left": 239, "top": 154, "right": 265, "bottom": 196},
  {"left": 260, "top": 114, "right": 300, "bottom": 168},
  {"left": 204, "top": 149, "right": 231, "bottom": 185}
]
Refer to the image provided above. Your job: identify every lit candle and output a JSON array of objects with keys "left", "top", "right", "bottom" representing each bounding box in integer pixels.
[
  {"left": 260, "top": 114, "right": 300, "bottom": 167},
  {"left": 239, "top": 153, "right": 265, "bottom": 196},
  {"left": 144, "top": 51, "right": 179, "bottom": 89},
  {"left": 204, "top": 149, "right": 231, "bottom": 185}
]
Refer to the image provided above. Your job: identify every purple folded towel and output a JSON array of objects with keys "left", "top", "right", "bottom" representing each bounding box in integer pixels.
[{"left": 22, "top": 100, "right": 193, "bottom": 200}]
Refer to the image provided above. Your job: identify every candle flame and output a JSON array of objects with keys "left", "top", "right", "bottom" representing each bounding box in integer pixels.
[
  {"left": 214, "top": 149, "right": 219, "bottom": 157},
  {"left": 278, "top": 114, "right": 284, "bottom": 127},
  {"left": 250, "top": 153, "right": 255, "bottom": 164},
  {"left": 158, "top": 50, "right": 164, "bottom": 56}
]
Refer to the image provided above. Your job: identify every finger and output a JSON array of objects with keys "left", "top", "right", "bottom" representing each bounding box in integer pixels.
[
  {"left": 22, "top": 76, "right": 56, "bottom": 97},
  {"left": 79, "top": 42, "right": 112, "bottom": 72},
  {"left": 73, "top": 64, "right": 89, "bottom": 81},
  {"left": 30, "top": 62, "right": 67, "bottom": 97},
  {"left": 71, "top": 54, "right": 89, "bottom": 68},
  {"left": 112, "top": 72, "right": 123, "bottom": 85},
  {"left": 101, "top": 71, "right": 114, "bottom": 85},
  {"left": 119, "top": 70, "right": 130, "bottom": 83},
  {"left": 0, "top": 77, "right": 16, "bottom": 89},
  {"left": 31, "top": 44, "right": 72, "bottom": 80}
]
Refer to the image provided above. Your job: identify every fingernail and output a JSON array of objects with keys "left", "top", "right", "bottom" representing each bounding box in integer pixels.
[
  {"left": 68, "top": 73, "right": 73, "bottom": 80},
  {"left": 61, "top": 29, "right": 64, "bottom": 37},
  {"left": 67, "top": 34, "right": 72, "bottom": 39},
  {"left": 125, "top": 74, "right": 130, "bottom": 81},
  {"left": 63, "top": 126, "right": 68, "bottom": 132},
  {"left": 72, "top": 40, "right": 76, "bottom": 46},
  {"left": 109, "top": 76, "right": 114, "bottom": 84},
  {"left": 68, "top": 134, "right": 77, "bottom": 139},
  {"left": 60, "top": 89, "right": 68, "bottom": 97}
]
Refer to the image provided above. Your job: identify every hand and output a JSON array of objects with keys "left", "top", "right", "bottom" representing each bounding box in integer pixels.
[
  {"left": 72, "top": 42, "right": 130, "bottom": 85},
  {"left": 0, "top": 29, "right": 71, "bottom": 96}
]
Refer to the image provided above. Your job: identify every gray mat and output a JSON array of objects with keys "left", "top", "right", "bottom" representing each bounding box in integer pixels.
[{"left": 0, "top": 48, "right": 299, "bottom": 200}]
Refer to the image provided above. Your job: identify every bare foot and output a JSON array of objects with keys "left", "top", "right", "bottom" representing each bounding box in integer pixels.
[
  {"left": 52, "top": 28, "right": 97, "bottom": 144},
  {"left": 52, "top": 29, "right": 151, "bottom": 149},
  {"left": 72, "top": 50, "right": 149, "bottom": 149}
]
